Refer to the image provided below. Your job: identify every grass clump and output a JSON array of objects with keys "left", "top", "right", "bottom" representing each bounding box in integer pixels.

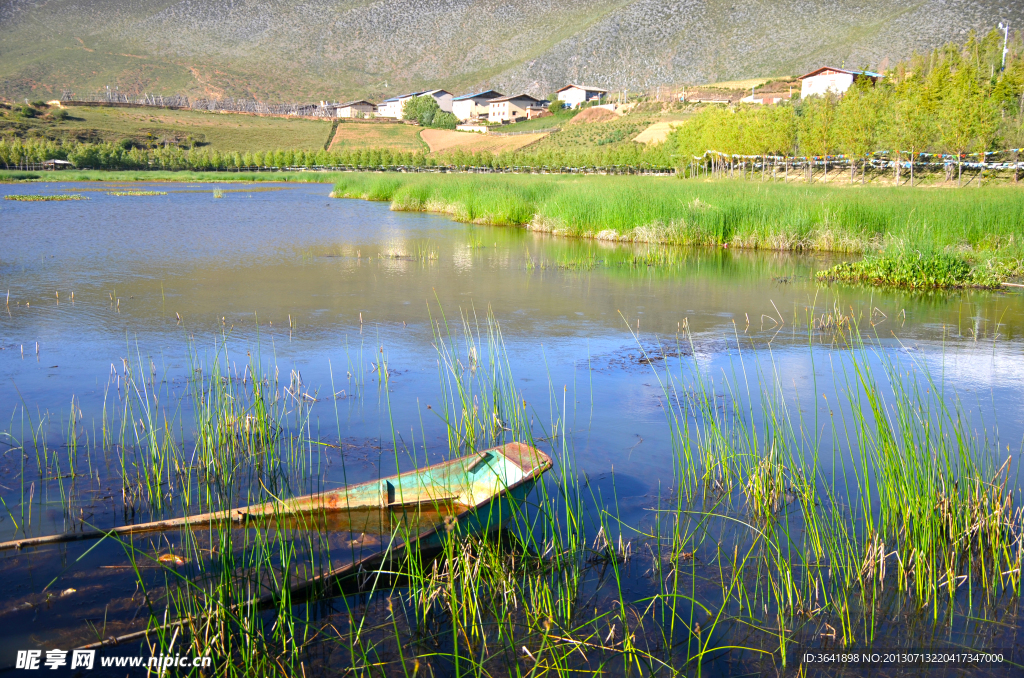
[
  {"left": 818, "top": 251, "right": 1004, "bottom": 289},
  {"left": 106, "top": 190, "right": 168, "bottom": 196},
  {"left": 4, "top": 193, "right": 86, "bottom": 201}
]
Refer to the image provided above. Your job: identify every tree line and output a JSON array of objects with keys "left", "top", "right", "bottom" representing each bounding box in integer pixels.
[
  {"left": 0, "top": 135, "right": 677, "bottom": 172},
  {"left": 673, "top": 28, "right": 1024, "bottom": 185}
]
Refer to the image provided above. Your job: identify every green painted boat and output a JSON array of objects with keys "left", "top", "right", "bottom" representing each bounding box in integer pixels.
[
  {"left": 0, "top": 442, "right": 553, "bottom": 560},
  {"left": 67, "top": 441, "right": 552, "bottom": 650}
]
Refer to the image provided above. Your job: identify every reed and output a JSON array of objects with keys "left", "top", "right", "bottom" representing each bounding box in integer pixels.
[
  {"left": 332, "top": 174, "right": 1024, "bottom": 287},
  {"left": 7, "top": 305, "right": 1022, "bottom": 675}
]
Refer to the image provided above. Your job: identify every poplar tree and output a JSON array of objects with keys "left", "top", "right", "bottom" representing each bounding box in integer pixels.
[{"left": 835, "top": 77, "right": 882, "bottom": 183}]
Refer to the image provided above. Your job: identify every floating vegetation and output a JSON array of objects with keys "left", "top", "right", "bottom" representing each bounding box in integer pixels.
[
  {"left": 106, "top": 190, "right": 168, "bottom": 196},
  {"left": 817, "top": 251, "right": 1004, "bottom": 289},
  {"left": 4, "top": 194, "right": 86, "bottom": 201},
  {"left": 213, "top": 188, "right": 224, "bottom": 198}
]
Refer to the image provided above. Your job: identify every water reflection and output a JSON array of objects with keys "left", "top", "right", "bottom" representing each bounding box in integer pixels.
[{"left": 1, "top": 181, "right": 1023, "bottom": 664}]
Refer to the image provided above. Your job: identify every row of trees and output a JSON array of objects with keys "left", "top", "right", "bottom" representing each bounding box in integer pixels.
[
  {"left": 673, "top": 28, "right": 1024, "bottom": 185},
  {"left": 0, "top": 136, "right": 677, "bottom": 172}
]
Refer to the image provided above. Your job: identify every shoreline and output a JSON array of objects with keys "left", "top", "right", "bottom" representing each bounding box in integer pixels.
[{"left": 3, "top": 168, "right": 1023, "bottom": 290}]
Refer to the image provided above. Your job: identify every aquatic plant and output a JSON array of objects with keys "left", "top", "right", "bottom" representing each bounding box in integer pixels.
[
  {"left": 107, "top": 190, "right": 168, "bottom": 196},
  {"left": 817, "top": 251, "right": 1005, "bottom": 289},
  {"left": 5, "top": 305, "right": 1024, "bottom": 675},
  {"left": 5, "top": 194, "right": 86, "bottom": 201}
]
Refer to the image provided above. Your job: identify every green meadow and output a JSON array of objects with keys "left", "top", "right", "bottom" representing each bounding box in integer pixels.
[{"left": 331, "top": 173, "right": 1024, "bottom": 287}]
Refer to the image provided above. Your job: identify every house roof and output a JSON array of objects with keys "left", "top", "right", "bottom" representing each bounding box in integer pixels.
[
  {"left": 555, "top": 84, "right": 609, "bottom": 93},
  {"left": 452, "top": 90, "right": 503, "bottom": 101},
  {"left": 798, "top": 67, "right": 883, "bottom": 80},
  {"left": 491, "top": 94, "right": 542, "bottom": 103},
  {"left": 338, "top": 100, "right": 375, "bottom": 108},
  {"left": 382, "top": 91, "right": 426, "bottom": 103},
  {"left": 423, "top": 89, "right": 452, "bottom": 97}
]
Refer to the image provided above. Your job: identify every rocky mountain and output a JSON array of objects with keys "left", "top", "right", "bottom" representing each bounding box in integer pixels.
[{"left": 2, "top": 0, "right": 1022, "bottom": 102}]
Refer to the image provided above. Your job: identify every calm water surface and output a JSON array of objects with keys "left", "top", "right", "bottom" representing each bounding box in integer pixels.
[{"left": 1, "top": 181, "right": 1023, "bottom": 665}]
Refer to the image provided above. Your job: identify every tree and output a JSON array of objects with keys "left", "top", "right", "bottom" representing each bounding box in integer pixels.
[
  {"left": 881, "top": 77, "right": 935, "bottom": 186},
  {"left": 937, "top": 63, "right": 999, "bottom": 185},
  {"left": 835, "top": 78, "right": 883, "bottom": 183},
  {"left": 798, "top": 94, "right": 838, "bottom": 182}
]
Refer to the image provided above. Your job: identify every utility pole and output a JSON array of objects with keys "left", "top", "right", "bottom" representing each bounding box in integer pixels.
[{"left": 1000, "top": 22, "right": 1010, "bottom": 70}]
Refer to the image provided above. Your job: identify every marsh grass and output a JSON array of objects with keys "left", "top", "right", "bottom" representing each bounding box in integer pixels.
[
  {"left": 107, "top": 190, "right": 168, "bottom": 196},
  {"left": 332, "top": 174, "right": 1024, "bottom": 288}
]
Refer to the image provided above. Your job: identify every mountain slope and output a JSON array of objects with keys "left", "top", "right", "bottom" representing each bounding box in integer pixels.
[{"left": 1, "top": 0, "right": 1021, "bottom": 102}]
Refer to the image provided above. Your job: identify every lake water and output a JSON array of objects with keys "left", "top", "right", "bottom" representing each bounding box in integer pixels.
[{"left": 2, "top": 181, "right": 1023, "bottom": 670}]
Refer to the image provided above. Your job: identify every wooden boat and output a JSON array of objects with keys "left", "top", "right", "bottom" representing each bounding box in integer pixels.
[
  {"left": 0, "top": 441, "right": 552, "bottom": 559},
  {"left": 9, "top": 442, "right": 551, "bottom": 651}
]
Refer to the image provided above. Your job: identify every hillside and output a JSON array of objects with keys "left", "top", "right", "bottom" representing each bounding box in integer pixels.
[
  {"left": 0, "top": 104, "right": 334, "bottom": 152},
  {"left": 1, "top": 0, "right": 1022, "bottom": 103}
]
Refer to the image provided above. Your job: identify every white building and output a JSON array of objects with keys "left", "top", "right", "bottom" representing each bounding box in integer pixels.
[
  {"left": 422, "top": 89, "right": 454, "bottom": 113},
  {"left": 798, "top": 67, "right": 881, "bottom": 98},
  {"left": 738, "top": 92, "right": 792, "bottom": 105},
  {"left": 377, "top": 92, "right": 421, "bottom": 119},
  {"left": 488, "top": 94, "right": 542, "bottom": 123},
  {"left": 335, "top": 100, "right": 376, "bottom": 118},
  {"left": 452, "top": 90, "right": 504, "bottom": 121},
  {"left": 555, "top": 84, "right": 608, "bottom": 109},
  {"left": 378, "top": 90, "right": 453, "bottom": 119}
]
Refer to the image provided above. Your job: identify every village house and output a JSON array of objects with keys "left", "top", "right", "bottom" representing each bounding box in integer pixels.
[
  {"left": 525, "top": 103, "right": 550, "bottom": 119},
  {"left": 377, "top": 90, "right": 454, "bottom": 120},
  {"left": 334, "top": 100, "right": 376, "bottom": 118},
  {"left": 377, "top": 92, "right": 419, "bottom": 119},
  {"left": 423, "top": 89, "right": 454, "bottom": 113},
  {"left": 798, "top": 67, "right": 882, "bottom": 98},
  {"left": 452, "top": 90, "right": 504, "bottom": 121},
  {"left": 488, "top": 94, "right": 543, "bottom": 123},
  {"left": 739, "top": 91, "right": 793, "bottom": 105},
  {"left": 555, "top": 84, "right": 608, "bottom": 108}
]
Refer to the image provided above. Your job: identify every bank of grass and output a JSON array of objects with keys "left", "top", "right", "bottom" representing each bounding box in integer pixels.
[{"left": 331, "top": 173, "right": 1024, "bottom": 286}]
